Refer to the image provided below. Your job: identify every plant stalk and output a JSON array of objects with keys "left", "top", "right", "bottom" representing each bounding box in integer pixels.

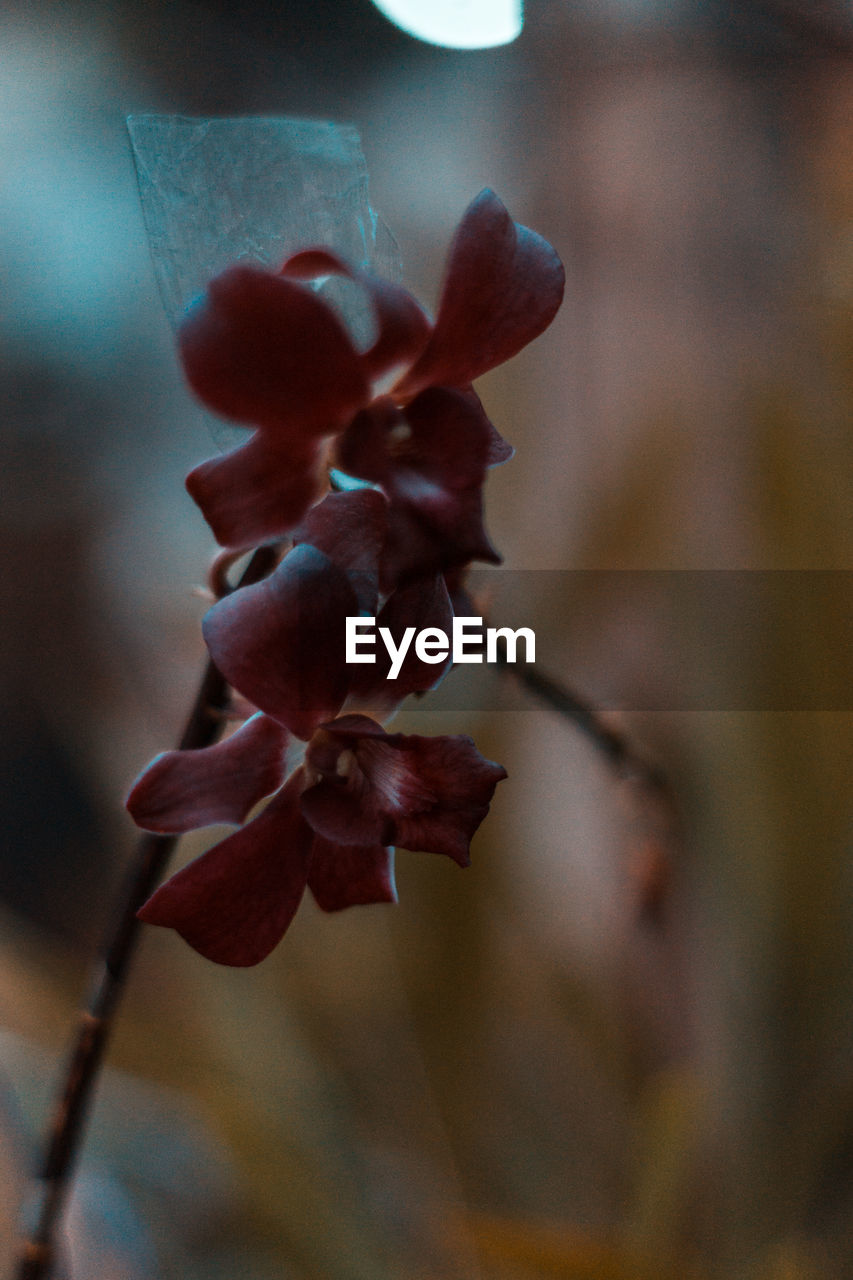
[
  {"left": 16, "top": 544, "right": 278, "bottom": 1280},
  {"left": 497, "top": 653, "right": 671, "bottom": 799},
  {"left": 17, "top": 554, "right": 668, "bottom": 1277}
]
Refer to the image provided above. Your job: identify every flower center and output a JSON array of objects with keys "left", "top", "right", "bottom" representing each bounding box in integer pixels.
[
  {"left": 387, "top": 418, "right": 413, "bottom": 457},
  {"left": 336, "top": 749, "right": 356, "bottom": 779}
]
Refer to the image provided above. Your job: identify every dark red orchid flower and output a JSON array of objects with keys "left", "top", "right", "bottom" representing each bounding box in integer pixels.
[
  {"left": 128, "top": 489, "right": 505, "bottom": 965},
  {"left": 129, "top": 714, "right": 506, "bottom": 966},
  {"left": 179, "top": 189, "right": 564, "bottom": 584},
  {"left": 127, "top": 194, "right": 555, "bottom": 964},
  {"left": 199, "top": 488, "right": 455, "bottom": 739}
]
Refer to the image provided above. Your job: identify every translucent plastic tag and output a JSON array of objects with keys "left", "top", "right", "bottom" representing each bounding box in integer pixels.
[
  {"left": 127, "top": 115, "right": 398, "bottom": 447},
  {"left": 127, "top": 115, "right": 398, "bottom": 323}
]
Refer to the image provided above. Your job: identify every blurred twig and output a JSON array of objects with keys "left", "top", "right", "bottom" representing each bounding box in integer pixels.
[
  {"left": 497, "top": 652, "right": 672, "bottom": 801},
  {"left": 15, "top": 543, "right": 279, "bottom": 1280}
]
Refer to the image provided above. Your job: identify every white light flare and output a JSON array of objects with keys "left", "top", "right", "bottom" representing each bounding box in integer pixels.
[{"left": 370, "top": 0, "right": 522, "bottom": 50}]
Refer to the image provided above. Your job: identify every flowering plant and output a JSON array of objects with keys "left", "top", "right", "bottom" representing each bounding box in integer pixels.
[
  {"left": 125, "top": 188, "right": 565, "bottom": 965},
  {"left": 18, "top": 173, "right": 675, "bottom": 1280}
]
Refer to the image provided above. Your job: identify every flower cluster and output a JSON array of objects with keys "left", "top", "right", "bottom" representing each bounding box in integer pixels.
[{"left": 128, "top": 190, "right": 564, "bottom": 965}]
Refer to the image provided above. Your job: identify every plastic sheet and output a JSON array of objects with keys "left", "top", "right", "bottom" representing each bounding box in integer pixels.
[
  {"left": 127, "top": 115, "right": 398, "bottom": 324},
  {"left": 127, "top": 115, "right": 397, "bottom": 449}
]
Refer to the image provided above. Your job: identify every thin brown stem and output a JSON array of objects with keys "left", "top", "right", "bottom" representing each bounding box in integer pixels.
[
  {"left": 16, "top": 543, "right": 279, "bottom": 1280},
  {"left": 496, "top": 652, "right": 671, "bottom": 800}
]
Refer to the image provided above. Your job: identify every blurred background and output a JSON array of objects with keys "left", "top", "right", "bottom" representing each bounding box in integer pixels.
[{"left": 1, "top": 1, "right": 852, "bottom": 1276}]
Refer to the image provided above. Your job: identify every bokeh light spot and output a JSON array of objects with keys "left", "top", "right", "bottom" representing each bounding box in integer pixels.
[{"left": 369, "top": 0, "right": 522, "bottom": 49}]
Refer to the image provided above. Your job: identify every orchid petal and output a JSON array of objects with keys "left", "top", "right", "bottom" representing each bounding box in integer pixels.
[
  {"left": 461, "top": 386, "right": 514, "bottom": 465},
  {"left": 282, "top": 250, "right": 432, "bottom": 382},
  {"left": 442, "top": 565, "right": 477, "bottom": 617},
  {"left": 300, "top": 716, "right": 394, "bottom": 845},
  {"left": 308, "top": 837, "right": 397, "bottom": 911},
  {"left": 300, "top": 776, "right": 389, "bottom": 846},
  {"left": 335, "top": 399, "right": 398, "bottom": 487},
  {"left": 179, "top": 264, "right": 368, "bottom": 436},
  {"left": 313, "top": 713, "right": 387, "bottom": 741},
  {"left": 485, "top": 422, "right": 514, "bottom": 466},
  {"left": 338, "top": 389, "right": 501, "bottom": 586},
  {"left": 347, "top": 573, "right": 454, "bottom": 712},
  {"left": 361, "top": 278, "right": 432, "bottom": 382},
  {"left": 203, "top": 544, "right": 357, "bottom": 739},
  {"left": 301, "top": 720, "right": 506, "bottom": 866},
  {"left": 377, "top": 733, "right": 507, "bottom": 866},
  {"left": 340, "top": 387, "right": 495, "bottom": 491},
  {"left": 280, "top": 248, "right": 351, "bottom": 279},
  {"left": 292, "top": 488, "right": 388, "bottom": 614},
  {"left": 394, "top": 189, "right": 565, "bottom": 398},
  {"left": 137, "top": 774, "right": 312, "bottom": 966},
  {"left": 126, "top": 713, "right": 288, "bottom": 834},
  {"left": 400, "top": 386, "right": 496, "bottom": 486},
  {"left": 380, "top": 485, "right": 500, "bottom": 591},
  {"left": 186, "top": 432, "right": 324, "bottom": 551}
]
